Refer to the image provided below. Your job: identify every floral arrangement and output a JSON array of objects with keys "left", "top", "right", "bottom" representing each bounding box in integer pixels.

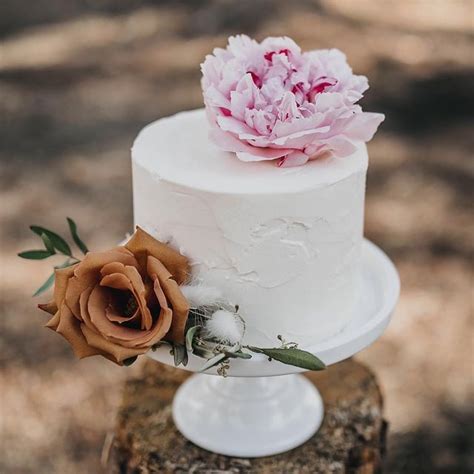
[
  {"left": 201, "top": 35, "right": 384, "bottom": 167},
  {"left": 19, "top": 221, "right": 325, "bottom": 374}
]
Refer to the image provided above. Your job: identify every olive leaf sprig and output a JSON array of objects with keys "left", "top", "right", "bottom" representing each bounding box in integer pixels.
[
  {"left": 156, "top": 306, "right": 326, "bottom": 376},
  {"left": 18, "top": 218, "right": 89, "bottom": 296}
]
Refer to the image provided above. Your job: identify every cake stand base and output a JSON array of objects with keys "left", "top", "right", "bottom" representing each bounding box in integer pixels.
[{"left": 173, "top": 373, "right": 324, "bottom": 458}]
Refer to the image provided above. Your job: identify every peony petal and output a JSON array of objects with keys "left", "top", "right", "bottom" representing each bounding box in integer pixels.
[
  {"left": 204, "top": 84, "right": 231, "bottom": 109},
  {"left": 210, "top": 128, "right": 291, "bottom": 161},
  {"left": 201, "top": 36, "right": 383, "bottom": 167},
  {"left": 324, "top": 136, "right": 358, "bottom": 157},
  {"left": 271, "top": 125, "right": 330, "bottom": 146},
  {"left": 125, "top": 227, "right": 190, "bottom": 285},
  {"left": 236, "top": 150, "right": 288, "bottom": 162},
  {"left": 278, "top": 151, "right": 309, "bottom": 168},
  {"left": 216, "top": 115, "right": 259, "bottom": 137},
  {"left": 344, "top": 112, "right": 385, "bottom": 142}
]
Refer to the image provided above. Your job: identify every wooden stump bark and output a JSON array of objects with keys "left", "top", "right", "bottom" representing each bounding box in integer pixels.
[{"left": 108, "top": 358, "right": 387, "bottom": 473}]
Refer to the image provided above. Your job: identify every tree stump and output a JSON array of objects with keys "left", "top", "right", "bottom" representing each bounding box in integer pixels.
[{"left": 109, "top": 358, "right": 387, "bottom": 473}]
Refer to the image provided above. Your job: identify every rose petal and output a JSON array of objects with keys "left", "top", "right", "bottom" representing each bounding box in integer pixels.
[
  {"left": 105, "top": 304, "right": 139, "bottom": 323},
  {"left": 125, "top": 265, "right": 153, "bottom": 330},
  {"left": 80, "top": 324, "right": 147, "bottom": 364},
  {"left": 86, "top": 284, "right": 171, "bottom": 349},
  {"left": 162, "top": 279, "right": 189, "bottom": 343},
  {"left": 65, "top": 249, "right": 138, "bottom": 318},
  {"left": 147, "top": 256, "right": 189, "bottom": 343},
  {"left": 54, "top": 265, "right": 76, "bottom": 308},
  {"left": 45, "top": 310, "right": 60, "bottom": 330},
  {"left": 74, "top": 248, "right": 137, "bottom": 283},
  {"left": 87, "top": 286, "right": 141, "bottom": 342},
  {"left": 65, "top": 276, "right": 86, "bottom": 320},
  {"left": 79, "top": 286, "right": 94, "bottom": 326},
  {"left": 100, "top": 272, "right": 132, "bottom": 291},
  {"left": 125, "top": 227, "right": 190, "bottom": 285},
  {"left": 38, "top": 301, "right": 58, "bottom": 316},
  {"left": 97, "top": 262, "right": 153, "bottom": 331},
  {"left": 55, "top": 303, "right": 100, "bottom": 359}
]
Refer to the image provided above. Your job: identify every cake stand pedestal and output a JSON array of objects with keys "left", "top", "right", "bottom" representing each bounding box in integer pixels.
[{"left": 148, "top": 239, "right": 399, "bottom": 457}]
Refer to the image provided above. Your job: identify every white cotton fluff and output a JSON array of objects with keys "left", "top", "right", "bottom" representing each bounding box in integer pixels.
[
  {"left": 204, "top": 310, "right": 245, "bottom": 345},
  {"left": 180, "top": 284, "right": 224, "bottom": 308}
]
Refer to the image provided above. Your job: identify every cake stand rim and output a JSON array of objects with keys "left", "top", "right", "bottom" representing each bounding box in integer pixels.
[{"left": 147, "top": 238, "right": 400, "bottom": 376}]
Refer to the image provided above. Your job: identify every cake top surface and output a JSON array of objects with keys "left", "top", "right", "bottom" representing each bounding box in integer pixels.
[{"left": 132, "top": 108, "right": 367, "bottom": 194}]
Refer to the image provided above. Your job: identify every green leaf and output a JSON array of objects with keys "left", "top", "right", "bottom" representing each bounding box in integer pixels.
[
  {"left": 18, "top": 249, "right": 53, "bottom": 260},
  {"left": 123, "top": 356, "right": 138, "bottom": 366},
  {"left": 248, "top": 347, "right": 326, "bottom": 371},
  {"left": 191, "top": 342, "right": 215, "bottom": 360},
  {"left": 33, "top": 272, "right": 55, "bottom": 297},
  {"left": 199, "top": 353, "right": 227, "bottom": 372},
  {"left": 151, "top": 341, "right": 172, "bottom": 351},
  {"left": 67, "top": 217, "right": 89, "bottom": 255},
  {"left": 40, "top": 233, "right": 55, "bottom": 254},
  {"left": 225, "top": 350, "right": 252, "bottom": 360},
  {"left": 30, "top": 226, "right": 71, "bottom": 256},
  {"left": 185, "top": 326, "right": 200, "bottom": 352},
  {"left": 173, "top": 343, "right": 188, "bottom": 367}
]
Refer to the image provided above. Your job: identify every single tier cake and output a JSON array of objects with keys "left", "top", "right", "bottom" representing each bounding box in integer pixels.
[{"left": 132, "top": 108, "right": 368, "bottom": 347}]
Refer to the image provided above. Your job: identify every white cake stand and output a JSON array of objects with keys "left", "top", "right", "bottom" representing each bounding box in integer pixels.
[{"left": 147, "top": 239, "right": 400, "bottom": 457}]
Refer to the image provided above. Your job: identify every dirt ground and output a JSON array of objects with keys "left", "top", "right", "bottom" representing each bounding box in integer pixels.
[{"left": 1, "top": 1, "right": 473, "bottom": 473}]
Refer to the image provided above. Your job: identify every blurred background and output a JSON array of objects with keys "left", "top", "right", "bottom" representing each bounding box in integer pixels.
[{"left": 1, "top": 0, "right": 473, "bottom": 472}]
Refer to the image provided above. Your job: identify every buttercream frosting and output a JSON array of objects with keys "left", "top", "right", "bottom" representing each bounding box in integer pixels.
[{"left": 132, "top": 109, "right": 368, "bottom": 346}]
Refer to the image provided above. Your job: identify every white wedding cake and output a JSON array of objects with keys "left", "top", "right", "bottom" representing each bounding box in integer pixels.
[{"left": 132, "top": 108, "right": 368, "bottom": 347}]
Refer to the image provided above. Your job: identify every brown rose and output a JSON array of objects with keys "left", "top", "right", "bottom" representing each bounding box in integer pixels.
[{"left": 39, "top": 227, "right": 190, "bottom": 365}]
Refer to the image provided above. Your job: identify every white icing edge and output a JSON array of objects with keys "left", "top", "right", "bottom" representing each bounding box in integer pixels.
[{"left": 132, "top": 108, "right": 368, "bottom": 195}]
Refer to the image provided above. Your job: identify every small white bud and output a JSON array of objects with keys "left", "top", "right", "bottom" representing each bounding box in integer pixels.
[{"left": 204, "top": 310, "right": 245, "bottom": 345}]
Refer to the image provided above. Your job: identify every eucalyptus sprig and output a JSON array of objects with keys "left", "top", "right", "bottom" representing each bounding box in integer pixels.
[{"left": 18, "top": 217, "right": 89, "bottom": 296}]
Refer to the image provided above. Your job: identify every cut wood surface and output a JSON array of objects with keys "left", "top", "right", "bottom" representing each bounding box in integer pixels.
[{"left": 109, "top": 358, "right": 386, "bottom": 473}]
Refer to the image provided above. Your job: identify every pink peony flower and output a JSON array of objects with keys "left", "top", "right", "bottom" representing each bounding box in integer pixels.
[{"left": 201, "top": 35, "right": 384, "bottom": 167}]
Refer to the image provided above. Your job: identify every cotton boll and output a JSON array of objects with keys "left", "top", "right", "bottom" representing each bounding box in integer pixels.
[
  {"left": 180, "top": 284, "right": 224, "bottom": 308},
  {"left": 204, "top": 310, "right": 245, "bottom": 345}
]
